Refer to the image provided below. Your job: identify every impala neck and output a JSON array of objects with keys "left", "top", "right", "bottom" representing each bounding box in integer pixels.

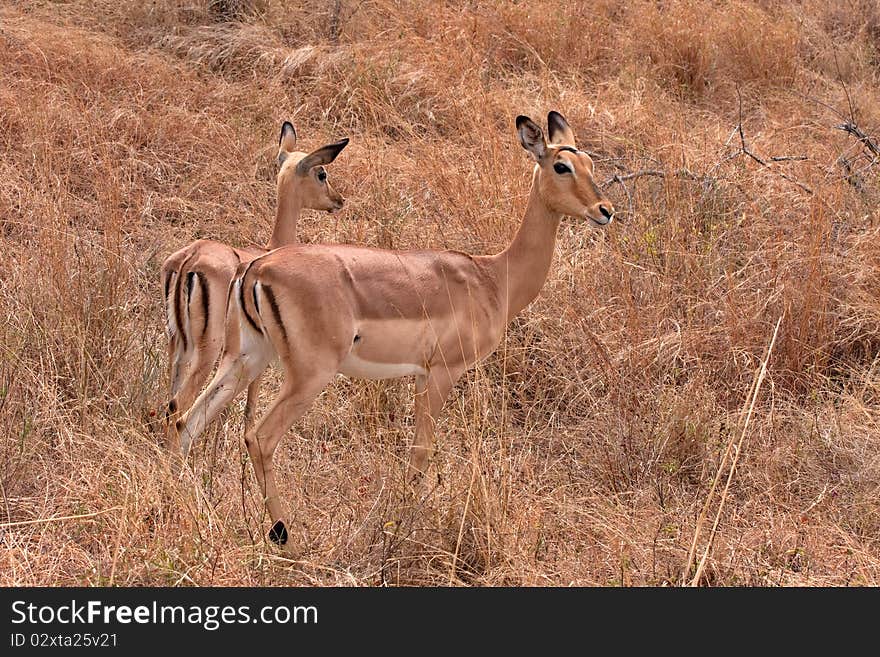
[
  {"left": 495, "top": 167, "right": 562, "bottom": 321},
  {"left": 266, "top": 182, "right": 301, "bottom": 250}
]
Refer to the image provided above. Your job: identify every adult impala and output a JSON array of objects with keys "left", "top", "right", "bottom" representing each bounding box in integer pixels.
[
  {"left": 161, "top": 121, "right": 348, "bottom": 447},
  {"left": 174, "top": 111, "right": 614, "bottom": 548}
]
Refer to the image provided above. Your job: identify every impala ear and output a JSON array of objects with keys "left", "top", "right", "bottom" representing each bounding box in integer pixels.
[
  {"left": 277, "top": 121, "right": 297, "bottom": 166},
  {"left": 279, "top": 121, "right": 297, "bottom": 150},
  {"left": 547, "top": 110, "right": 576, "bottom": 147},
  {"left": 295, "top": 138, "right": 349, "bottom": 176},
  {"left": 516, "top": 115, "right": 546, "bottom": 162}
]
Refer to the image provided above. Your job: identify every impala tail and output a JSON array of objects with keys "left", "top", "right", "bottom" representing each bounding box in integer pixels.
[{"left": 162, "top": 266, "right": 177, "bottom": 342}]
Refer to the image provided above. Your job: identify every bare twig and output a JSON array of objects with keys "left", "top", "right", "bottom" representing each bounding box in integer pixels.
[
  {"left": 825, "top": 50, "right": 879, "bottom": 190},
  {"left": 328, "top": 0, "right": 343, "bottom": 44},
  {"left": 614, "top": 175, "right": 634, "bottom": 217},
  {"left": 599, "top": 88, "right": 812, "bottom": 217},
  {"left": 604, "top": 168, "right": 665, "bottom": 185},
  {"left": 602, "top": 89, "right": 812, "bottom": 201},
  {"left": 732, "top": 87, "right": 812, "bottom": 195},
  {"left": 835, "top": 122, "right": 880, "bottom": 158},
  {"left": 833, "top": 49, "right": 857, "bottom": 126},
  {"left": 793, "top": 90, "right": 848, "bottom": 122},
  {"left": 601, "top": 167, "right": 714, "bottom": 217},
  {"left": 602, "top": 167, "right": 707, "bottom": 188},
  {"left": 832, "top": 120, "right": 878, "bottom": 192},
  {"left": 801, "top": 484, "right": 831, "bottom": 518}
]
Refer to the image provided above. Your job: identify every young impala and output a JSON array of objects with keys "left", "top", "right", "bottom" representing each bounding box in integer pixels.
[
  {"left": 174, "top": 111, "right": 614, "bottom": 548},
  {"left": 161, "top": 122, "right": 348, "bottom": 448}
]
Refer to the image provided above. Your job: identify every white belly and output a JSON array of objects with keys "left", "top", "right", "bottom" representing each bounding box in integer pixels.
[{"left": 338, "top": 353, "right": 427, "bottom": 380}]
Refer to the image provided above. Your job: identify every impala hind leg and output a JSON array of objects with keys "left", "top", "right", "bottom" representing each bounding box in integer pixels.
[
  {"left": 163, "top": 333, "right": 188, "bottom": 452},
  {"left": 244, "top": 356, "right": 339, "bottom": 553},
  {"left": 166, "top": 333, "right": 186, "bottom": 402},
  {"left": 165, "top": 339, "right": 193, "bottom": 421},
  {"left": 167, "top": 276, "right": 227, "bottom": 427},
  {"left": 176, "top": 350, "right": 270, "bottom": 457},
  {"left": 168, "top": 342, "right": 221, "bottom": 439},
  {"left": 164, "top": 270, "right": 190, "bottom": 398},
  {"left": 163, "top": 272, "right": 196, "bottom": 450},
  {"left": 407, "top": 366, "right": 465, "bottom": 484}
]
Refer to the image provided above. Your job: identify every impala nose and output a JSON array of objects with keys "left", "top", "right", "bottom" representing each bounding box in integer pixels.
[{"left": 599, "top": 204, "right": 614, "bottom": 221}]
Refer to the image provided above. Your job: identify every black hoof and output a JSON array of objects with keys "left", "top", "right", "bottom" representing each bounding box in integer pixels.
[{"left": 268, "top": 520, "right": 288, "bottom": 545}]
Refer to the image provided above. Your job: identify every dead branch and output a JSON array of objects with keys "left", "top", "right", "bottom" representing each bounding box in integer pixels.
[
  {"left": 606, "top": 172, "right": 635, "bottom": 218},
  {"left": 602, "top": 168, "right": 707, "bottom": 187},
  {"left": 732, "top": 87, "right": 813, "bottom": 195},
  {"left": 824, "top": 55, "right": 878, "bottom": 191},
  {"left": 603, "top": 169, "right": 664, "bottom": 185},
  {"left": 599, "top": 89, "right": 814, "bottom": 213},
  {"left": 796, "top": 88, "right": 877, "bottom": 192},
  {"left": 600, "top": 167, "right": 712, "bottom": 220},
  {"left": 834, "top": 121, "right": 880, "bottom": 158}
]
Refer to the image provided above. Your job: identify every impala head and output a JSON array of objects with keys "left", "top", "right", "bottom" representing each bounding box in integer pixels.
[
  {"left": 276, "top": 121, "right": 349, "bottom": 213},
  {"left": 516, "top": 111, "right": 614, "bottom": 227}
]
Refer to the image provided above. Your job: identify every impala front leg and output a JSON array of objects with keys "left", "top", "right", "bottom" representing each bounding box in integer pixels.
[{"left": 407, "top": 365, "right": 464, "bottom": 484}]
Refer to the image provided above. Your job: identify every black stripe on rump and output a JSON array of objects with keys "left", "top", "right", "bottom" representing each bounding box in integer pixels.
[
  {"left": 186, "top": 272, "right": 196, "bottom": 303},
  {"left": 261, "top": 284, "right": 288, "bottom": 344},
  {"left": 174, "top": 253, "right": 197, "bottom": 352},
  {"left": 238, "top": 261, "right": 261, "bottom": 334},
  {"left": 252, "top": 281, "right": 261, "bottom": 318},
  {"left": 195, "top": 272, "right": 210, "bottom": 337}
]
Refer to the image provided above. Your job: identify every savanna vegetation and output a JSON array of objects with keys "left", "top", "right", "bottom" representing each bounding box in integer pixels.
[{"left": 1, "top": 0, "right": 879, "bottom": 585}]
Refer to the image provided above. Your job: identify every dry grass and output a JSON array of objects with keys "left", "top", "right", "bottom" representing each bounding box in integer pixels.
[{"left": 1, "top": 0, "right": 879, "bottom": 586}]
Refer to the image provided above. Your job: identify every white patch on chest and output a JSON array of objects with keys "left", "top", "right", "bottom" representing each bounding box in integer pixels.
[{"left": 338, "top": 352, "right": 427, "bottom": 380}]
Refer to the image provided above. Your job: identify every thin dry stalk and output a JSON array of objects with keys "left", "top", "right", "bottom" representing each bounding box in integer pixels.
[
  {"left": 689, "top": 316, "right": 783, "bottom": 587},
  {"left": 0, "top": 507, "right": 123, "bottom": 529}
]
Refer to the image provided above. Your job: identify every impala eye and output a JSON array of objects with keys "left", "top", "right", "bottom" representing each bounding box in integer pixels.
[
  {"left": 317, "top": 169, "right": 327, "bottom": 182},
  {"left": 553, "top": 162, "right": 571, "bottom": 175}
]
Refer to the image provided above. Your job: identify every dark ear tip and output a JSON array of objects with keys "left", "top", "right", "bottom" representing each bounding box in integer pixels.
[
  {"left": 515, "top": 115, "right": 531, "bottom": 128},
  {"left": 327, "top": 137, "right": 349, "bottom": 156},
  {"left": 279, "top": 120, "right": 296, "bottom": 144},
  {"left": 548, "top": 110, "right": 566, "bottom": 124}
]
